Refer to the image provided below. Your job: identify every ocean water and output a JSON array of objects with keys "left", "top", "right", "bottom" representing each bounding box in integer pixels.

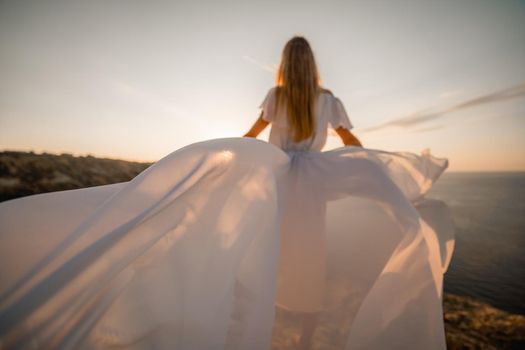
[{"left": 427, "top": 172, "right": 525, "bottom": 315}]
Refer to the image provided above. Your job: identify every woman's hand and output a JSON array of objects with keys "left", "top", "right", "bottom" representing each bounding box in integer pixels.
[
  {"left": 335, "top": 127, "right": 363, "bottom": 147},
  {"left": 243, "top": 111, "right": 269, "bottom": 138}
]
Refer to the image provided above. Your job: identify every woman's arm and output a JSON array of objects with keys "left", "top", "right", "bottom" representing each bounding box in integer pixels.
[
  {"left": 243, "top": 111, "right": 269, "bottom": 138},
  {"left": 335, "top": 126, "right": 363, "bottom": 147}
]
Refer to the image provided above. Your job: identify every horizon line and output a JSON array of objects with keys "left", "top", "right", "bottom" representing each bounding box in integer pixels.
[{"left": 1, "top": 147, "right": 524, "bottom": 173}]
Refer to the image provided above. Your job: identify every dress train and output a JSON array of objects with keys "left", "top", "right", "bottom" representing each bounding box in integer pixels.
[{"left": 0, "top": 137, "right": 454, "bottom": 349}]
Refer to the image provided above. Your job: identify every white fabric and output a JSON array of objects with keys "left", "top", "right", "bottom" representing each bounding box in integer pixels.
[
  {"left": 260, "top": 87, "right": 353, "bottom": 152},
  {"left": 0, "top": 97, "right": 454, "bottom": 349}
]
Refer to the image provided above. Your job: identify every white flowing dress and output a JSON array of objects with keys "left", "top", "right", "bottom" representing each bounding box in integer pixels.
[{"left": 0, "top": 87, "right": 455, "bottom": 350}]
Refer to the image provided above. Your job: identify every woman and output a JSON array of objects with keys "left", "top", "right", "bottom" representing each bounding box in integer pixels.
[
  {"left": 243, "top": 36, "right": 364, "bottom": 349},
  {"left": 0, "top": 37, "right": 454, "bottom": 350}
]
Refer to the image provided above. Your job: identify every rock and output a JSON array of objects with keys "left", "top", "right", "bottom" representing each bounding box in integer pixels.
[
  {"left": 0, "top": 150, "right": 152, "bottom": 202},
  {"left": 444, "top": 293, "right": 525, "bottom": 350}
]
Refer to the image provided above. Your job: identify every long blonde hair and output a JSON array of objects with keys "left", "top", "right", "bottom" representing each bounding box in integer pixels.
[{"left": 275, "top": 36, "right": 321, "bottom": 142}]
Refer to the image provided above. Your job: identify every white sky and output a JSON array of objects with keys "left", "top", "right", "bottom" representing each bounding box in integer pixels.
[{"left": 1, "top": 0, "right": 524, "bottom": 171}]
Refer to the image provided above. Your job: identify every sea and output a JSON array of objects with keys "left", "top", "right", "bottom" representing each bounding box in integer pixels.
[{"left": 426, "top": 171, "right": 525, "bottom": 316}]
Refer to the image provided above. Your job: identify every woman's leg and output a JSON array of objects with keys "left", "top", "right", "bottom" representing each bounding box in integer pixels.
[{"left": 298, "top": 311, "right": 320, "bottom": 348}]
